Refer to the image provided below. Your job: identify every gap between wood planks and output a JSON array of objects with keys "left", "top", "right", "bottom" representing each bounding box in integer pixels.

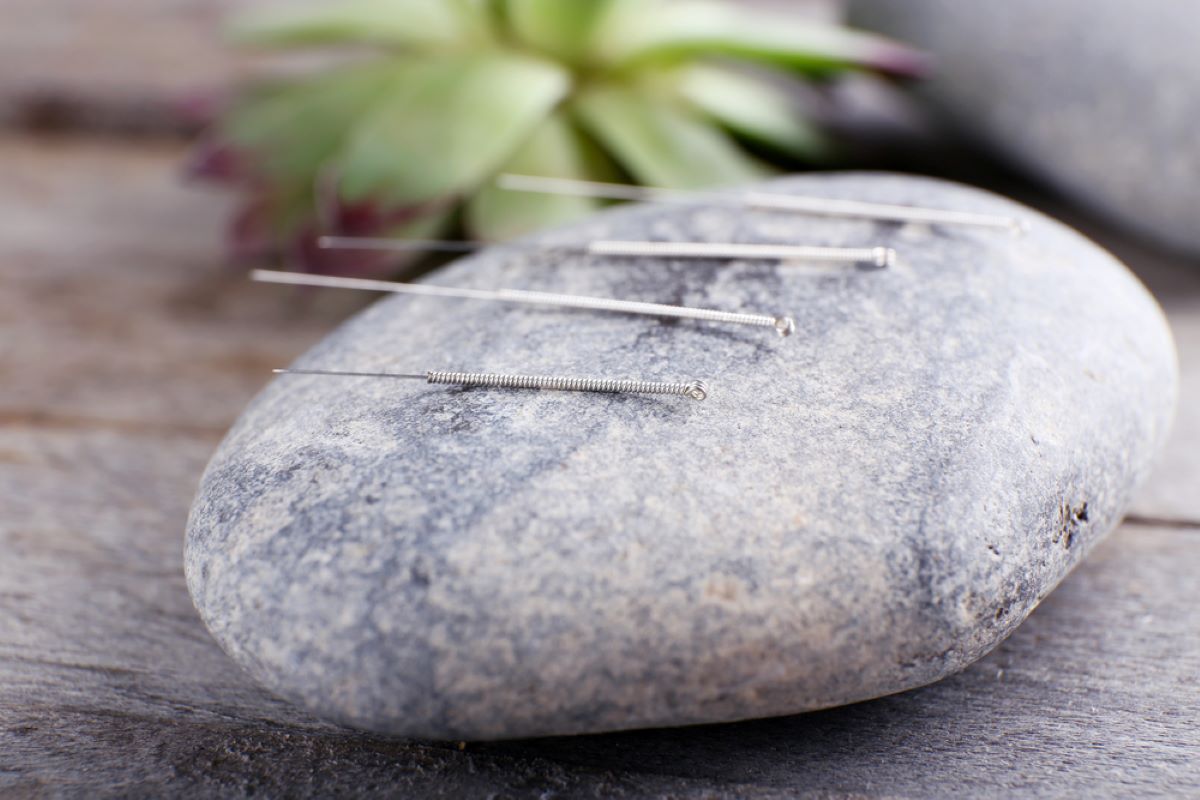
[
  {"left": 1123, "top": 513, "right": 1200, "bottom": 531},
  {"left": 0, "top": 409, "right": 230, "bottom": 440}
]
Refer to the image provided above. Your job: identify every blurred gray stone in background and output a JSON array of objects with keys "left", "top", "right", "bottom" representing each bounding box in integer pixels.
[{"left": 850, "top": 0, "right": 1200, "bottom": 257}]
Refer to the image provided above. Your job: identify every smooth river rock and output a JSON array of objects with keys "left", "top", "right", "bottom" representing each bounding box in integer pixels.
[
  {"left": 851, "top": 0, "right": 1200, "bottom": 257},
  {"left": 186, "top": 173, "right": 1176, "bottom": 740}
]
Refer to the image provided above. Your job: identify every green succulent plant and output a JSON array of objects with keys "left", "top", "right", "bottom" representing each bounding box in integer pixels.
[{"left": 192, "top": 0, "right": 923, "bottom": 275}]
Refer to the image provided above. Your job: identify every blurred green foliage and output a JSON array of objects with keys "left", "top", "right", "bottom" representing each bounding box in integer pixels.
[{"left": 194, "top": 0, "right": 922, "bottom": 273}]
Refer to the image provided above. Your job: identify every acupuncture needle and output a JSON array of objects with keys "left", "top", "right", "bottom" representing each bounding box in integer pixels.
[
  {"left": 497, "top": 174, "right": 1029, "bottom": 234},
  {"left": 252, "top": 269, "right": 796, "bottom": 336},
  {"left": 274, "top": 368, "right": 710, "bottom": 401},
  {"left": 317, "top": 236, "right": 897, "bottom": 269}
]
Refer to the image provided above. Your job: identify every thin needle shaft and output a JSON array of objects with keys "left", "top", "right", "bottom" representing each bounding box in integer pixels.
[
  {"left": 252, "top": 269, "right": 795, "bottom": 336},
  {"left": 319, "top": 237, "right": 484, "bottom": 254},
  {"left": 274, "top": 368, "right": 426, "bottom": 380},
  {"left": 274, "top": 368, "right": 709, "bottom": 400},
  {"left": 586, "top": 240, "right": 895, "bottom": 268},
  {"left": 497, "top": 174, "right": 1027, "bottom": 233},
  {"left": 318, "top": 235, "right": 894, "bottom": 268}
]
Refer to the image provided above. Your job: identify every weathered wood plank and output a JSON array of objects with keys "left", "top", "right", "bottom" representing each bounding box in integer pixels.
[
  {"left": 0, "top": 134, "right": 352, "bottom": 432},
  {"left": 2, "top": 0, "right": 245, "bottom": 133}
]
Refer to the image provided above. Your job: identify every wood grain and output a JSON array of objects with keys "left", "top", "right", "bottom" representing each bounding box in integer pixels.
[
  {"left": 1, "top": 136, "right": 1197, "bottom": 798},
  {"left": 0, "top": 134, "right": 360, "bottom": 432},
  {"left": 2, "top": 0, "right": 242, "bottom": 133}
]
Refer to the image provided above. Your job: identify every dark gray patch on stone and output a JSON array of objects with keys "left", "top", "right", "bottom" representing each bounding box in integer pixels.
[
  {"left": 850, "top": 0, "right": 1200, "bottom": 256},
  {"left": 186, "top": 173, "right": 1176, "bottom": 740}
]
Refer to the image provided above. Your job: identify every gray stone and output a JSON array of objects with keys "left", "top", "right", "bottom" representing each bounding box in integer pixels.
[
  {"left": 185, "top": 173, "right": 1176, "bottom": 740},
  {"left": 850, "top": 0, "right": 1200, "bottom": 257}
]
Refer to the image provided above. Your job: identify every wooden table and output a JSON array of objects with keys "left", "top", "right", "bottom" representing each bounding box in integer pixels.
[
  {"left": 2, "top": 0, "right": 1199, "bottom": 784},
  {"left": 2, "top": 132, "right": 1197, "bottom": 799}
]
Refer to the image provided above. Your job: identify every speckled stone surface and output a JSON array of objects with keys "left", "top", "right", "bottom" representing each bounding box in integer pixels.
[
  {"left": 851, "top": 0, "right": 1200, "bottom": 257},
  {"left": 185, "top": 173, "right": 1176, "bottom": 740}
]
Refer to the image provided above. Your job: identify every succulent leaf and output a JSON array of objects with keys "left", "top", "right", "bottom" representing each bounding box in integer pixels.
[
  {"left": 608, "top": 2, "right": 928, "bottom": 77},
  {"left": 676, "top": 64, "right": 831, "bottom": 161},
  {"left": 573, "top": 84, "right": 770, "bottom": 188},
  {"left": 208, "top": 0, "right": 924, "bottom": 268},
  {"left": 466, "top": 112, "right": 611, "bottom": 241},
  {"left": 225, "top": 62, "right": 397, "bottom": 183},
  {"left": 502, "top": 0, "right": 626, "bottom": 66},
  {"left": 337, "top": 53, "right": 571, "bottom": 206}
]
